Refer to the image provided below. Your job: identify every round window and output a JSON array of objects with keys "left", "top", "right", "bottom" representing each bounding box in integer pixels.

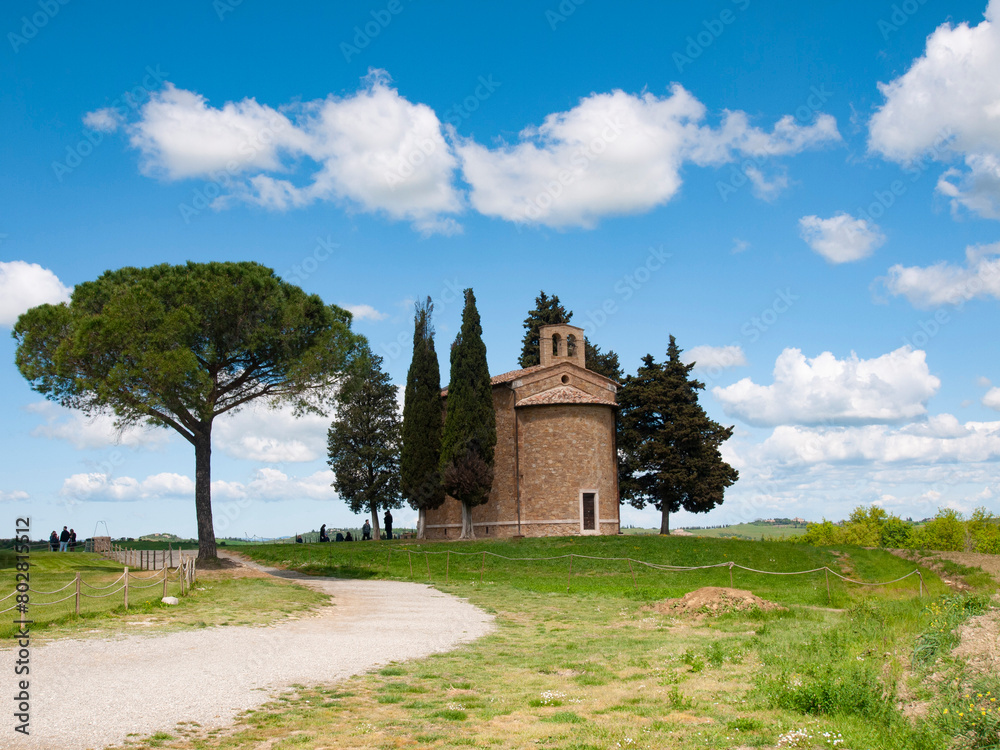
[{"left": 561, "top": 374, "right": 570, "bottom": 384}]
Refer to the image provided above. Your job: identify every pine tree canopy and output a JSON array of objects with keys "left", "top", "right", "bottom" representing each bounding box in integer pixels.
[
  {"left": 400, "top": 297, "right": 445, "bottom": 512},
  {"left": 617, "top": 335, "right": 738, "bottom": 532},
  {"left": 12, "top": 261, "right": 363, "bottom": 559}
]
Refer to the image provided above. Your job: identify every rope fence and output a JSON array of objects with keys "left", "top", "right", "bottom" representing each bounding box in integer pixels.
[
  {"left": 371, "top": 548, "right": 926, "bottom": 603},
  {"left": 0, "top": 558, "right": 199, "bottom": 618}
]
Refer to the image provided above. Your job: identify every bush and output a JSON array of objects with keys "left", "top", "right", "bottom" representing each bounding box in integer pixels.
[
  {"left": 914, "top": 509, "right": 967, "bottom": 552},
  {"left": 967, "top": 508, "right": 1000, "bottom": 555}
]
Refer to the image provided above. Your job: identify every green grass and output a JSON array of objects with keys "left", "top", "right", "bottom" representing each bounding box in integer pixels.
[
  {"left": 63, "top": 535, "right": 1000, "bottom": 750},
  {"left": 683, "top": 523, "right": 809, "bottom": 540},
  {"left": 236, "top": 534, "right": 936, "bottom": 607},
  {"left": 0, "top": 550, "right": 327, "bottom": 640}
]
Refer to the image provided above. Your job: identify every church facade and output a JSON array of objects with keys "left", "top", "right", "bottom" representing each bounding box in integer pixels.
[{"left": 424, "top": 324, "right": 621, "bottom": 539}]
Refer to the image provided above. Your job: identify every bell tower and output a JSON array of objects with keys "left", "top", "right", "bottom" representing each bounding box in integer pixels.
[{"left": 538, "top": 324, "right": 586, "bottom": 369}]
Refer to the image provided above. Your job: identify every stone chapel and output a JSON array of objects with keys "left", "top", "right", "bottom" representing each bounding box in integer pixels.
[{"left": 423, "top": 324, "right": 621, "bottom": 538}]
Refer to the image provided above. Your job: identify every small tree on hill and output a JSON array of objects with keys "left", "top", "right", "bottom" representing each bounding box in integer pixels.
[
  {"left": 440, "top": 289, "right": 496, "bottom": 539},
  {"left": 13, "top": 261, "right": 362, "bottom": 560},
  {"left": 327, "top": 351, "right": 402, "bottom": 540},
  {"left": 400, "top": 297, "right": 445, "bottom": 538},
  {"left": 618, "top": 336, "right": 738, "bottom": 534}
]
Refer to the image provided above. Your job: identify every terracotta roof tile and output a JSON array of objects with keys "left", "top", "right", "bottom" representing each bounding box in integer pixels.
[
  {"left": 441, "top": 365, "right": 546, "bottom": 397},
  {"left": 515, "top": 384, "right": 615, "bottom": 407},
  {"left": 490, "top": 364, "right": 546, "bottom": 385}
]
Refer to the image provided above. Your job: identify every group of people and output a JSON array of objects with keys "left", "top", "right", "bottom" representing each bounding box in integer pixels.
[
  {"left": 314, "top": 510, "right": 394, "bottom": 544},
  {"left": 48, "top": 526, "right": 77, "bottom": 551}
]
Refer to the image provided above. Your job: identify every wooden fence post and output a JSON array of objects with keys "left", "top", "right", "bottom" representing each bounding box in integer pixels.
[
  {"left": 169, "top": 543, "right": 173, "bottom": 569},
  {"left": 124, "top": 567, "right": 129, "bottom": 609},
  {"left": 825, "top": 568, "right": 831, "bottom": 605},
  {"left": 75, "top": 572, "right": 81, "bottom": 616},
  {"left": 729, "top": 562, "right": 734, "bottom": 589},
  {"left": 917, "top": 570, "right": 923, "bottom": 598},
  {"left": 567, "top": 554, "right": 574, "bottom": 592},
  {"left": 408, "top": 551, "right": 413, "bottom": 578},
  {"left": 628, "top": 559, "right": 637, "bottom": 592},
  {"left": 480, "top": 551, "right": 486, "bottom": 584}
]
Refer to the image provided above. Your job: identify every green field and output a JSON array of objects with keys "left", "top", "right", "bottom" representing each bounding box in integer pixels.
[
  {"left": 237, "top": 533, "right": 940, "bottom": 607},
  {"left": 682, "top": 523, "right": 809, "bottom": 540},
  {"left": 172, "top": 535, "right": 988, "bottom": 750},
  {"left": 16, "top": 535, "right": 996, "bottom": 750},
  {"left": 0, "top": 549, "right": 326, "bottom": 640}
]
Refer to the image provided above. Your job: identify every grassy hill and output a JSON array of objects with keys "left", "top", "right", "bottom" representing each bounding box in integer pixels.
[{"left": 235, "top": 533, "right": 941, "bottom": 607}]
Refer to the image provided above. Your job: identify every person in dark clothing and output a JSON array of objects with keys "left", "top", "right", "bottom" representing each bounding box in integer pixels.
[
  {"left": 319, "top": 524, "right": 329, "bottom": 542},
  {"left": 295, "top": 534, "right": 303, "bottom": 543},
  {"left": 335, "top": 531, "right": 344, "bottom": 542},
  {"left": 362, "top": 520, "right": 371, "bottom": 540},
  {"left": 344, "top": 531, "right": 354, "bottom": 542},
  {"left": 69, "top": 529, "right": 77, "bottom": 550},
  {"left": 59, "top": 526, "right": 70, "bottom": 552},
  {"left": 383, "top": 510, "right": 393, "bottom": 540},
  {"left": 49, "top": 530, "right": 59, "bottom": 551}
]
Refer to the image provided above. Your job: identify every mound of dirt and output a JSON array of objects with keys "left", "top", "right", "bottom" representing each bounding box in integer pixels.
[{"left": 656, "top": 587, "right": 785, "bottom": 616}]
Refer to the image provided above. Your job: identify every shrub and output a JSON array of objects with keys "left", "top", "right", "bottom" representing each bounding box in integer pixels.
[
  {"left": 967, "top": 508, "right": 1000, "bottom": 555},
  {"left": 915, "top": 509, "right": 967, "bottom": 552}
]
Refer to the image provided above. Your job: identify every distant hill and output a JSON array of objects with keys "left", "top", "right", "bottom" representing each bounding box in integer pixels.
[{"left": 139, "top": 533, "right": 190, "bottom": 542}]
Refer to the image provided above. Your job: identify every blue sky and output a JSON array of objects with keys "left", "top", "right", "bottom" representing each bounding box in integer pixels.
[{"left": 3, "top": 0, "right": 1000, "bottom": 540}]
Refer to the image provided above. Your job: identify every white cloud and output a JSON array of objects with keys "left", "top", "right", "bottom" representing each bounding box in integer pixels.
[
  {"left": 112, "top": 72, "right": 462, "bottom": 234},
  {"left": 798, "top": 212, "right": 886, "bottom": 263},
  {"left": 0, "top": 490, "right": 29, "bottom": 502},
  {"left": 125, "top": 83, "right": 307, "bottom": 179},
  {"left": 457, "top": 84, "right": 840, "bottom": 228},
  {"left": 58, "top": 468, "right": 335, "bottom": 503},
  {"left": 343, "top": 303, "right": 388, "bottom": 322},
  {"left": 868, "top": 1, "right": 1000, "bottom": 219},
  {"left": 984, "top": 386, "right": 1000, "bottom": 409},
  {"left": 682, "top": 345, "right": 747, "bottom": 371},
  {"left": 748, "top": 415, "right": 1000, "bottom": 467},
  {"left": 713, "top": 346, "right": 940, "bottom": 426},
  {"left": 25, "top": 402, "right": 171, "bottom": 450},
  {"left": 881, "top": 242, "right": 1000, "bottom": 308},
  {"left": 731, "top": 238, "right": 750, "bottom": 254},
  {"left": 0, "top": 261, "right": 72, "bottom": 327},
  {"left": 60, "top": 472, "right": 189, "bottom": 502},
  {"left": 83, "top": 107, "right": 124, "bottom": 133},
  {"left": 97, "top": 74, "right": 840, "bottom": 233},
  {"left": 213, "top": 404, "right": 329, "bottom": 462}
]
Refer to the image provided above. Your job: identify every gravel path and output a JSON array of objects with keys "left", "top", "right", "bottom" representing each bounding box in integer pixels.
[{"left": 1, "top": 554, "right": 494, "bottom": 750}]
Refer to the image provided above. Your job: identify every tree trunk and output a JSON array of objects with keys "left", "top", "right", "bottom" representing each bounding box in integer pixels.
[
  {"left": 370, "top": 503, "right": 381, "bottom": 541},
  {"left": 459, "top": 502, "right": 476, "bottom": 540},
  {"left": 416, "top": 508, "right": 426, "bottom": 539},
  {"left": 659, "top": 507, "right": 670, "bottom": 536},
  {"left": 194, "top": 426, "right": 217, "bottom": 559}
]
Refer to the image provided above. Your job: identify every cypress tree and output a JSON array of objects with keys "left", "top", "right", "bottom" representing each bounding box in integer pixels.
[
  {"left": 618, "top": 336, "right": 739, "bottom": 534},
  {"left": 440, "top": 289, "right": 496, "bottom": 539},
  {"left": 327, "top": 351, "right": 402, "bottom": 541},
  {"left": 400, "top": 297, "right": 445, "bottom": 538}
]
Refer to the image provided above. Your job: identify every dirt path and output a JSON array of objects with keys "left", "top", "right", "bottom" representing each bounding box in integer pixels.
[
  {"left": 1, "top": 554, "right": 494, "bottom": 750},
  {"left": 889, "top": 549, "right": 1000, "bottom": 590}
]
